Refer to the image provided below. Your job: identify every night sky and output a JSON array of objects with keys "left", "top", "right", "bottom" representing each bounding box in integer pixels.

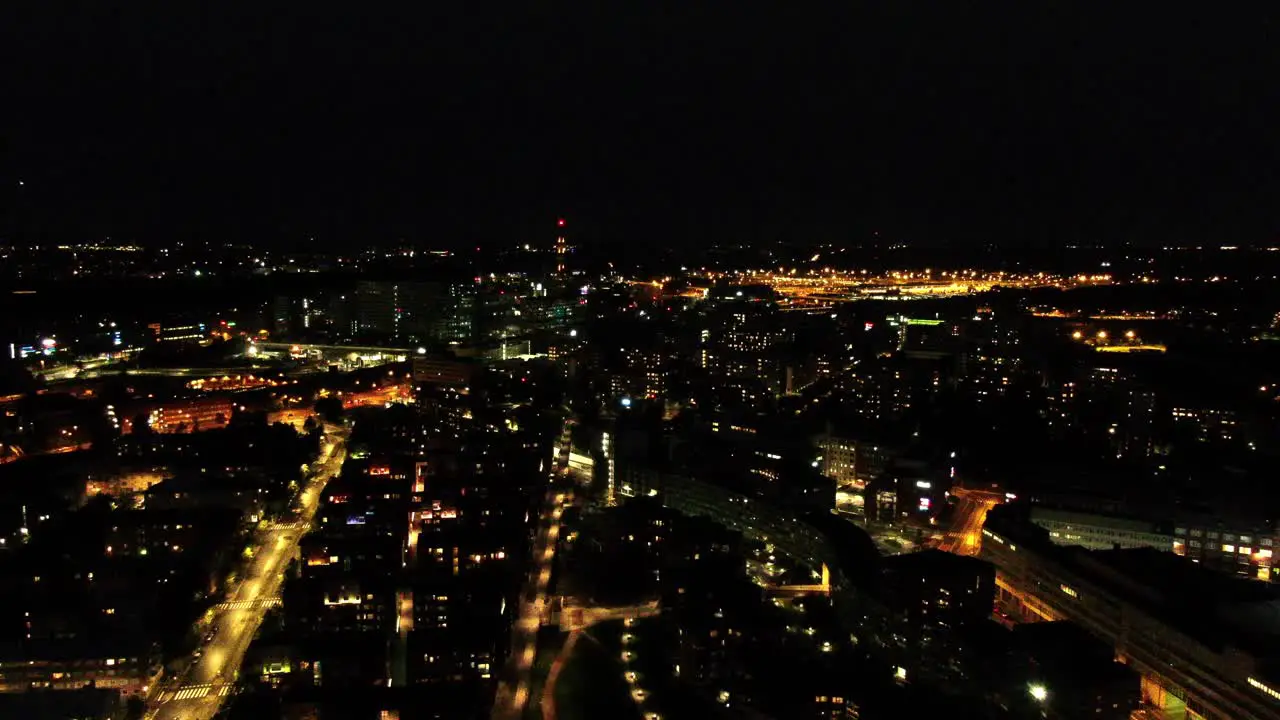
[{"left": 2, "top": 5, "right": 1279, "bottom": 249}]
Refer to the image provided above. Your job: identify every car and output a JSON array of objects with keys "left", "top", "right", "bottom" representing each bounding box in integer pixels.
[{"left": 192, "top": 648, "right": 203, "bottom": 658}]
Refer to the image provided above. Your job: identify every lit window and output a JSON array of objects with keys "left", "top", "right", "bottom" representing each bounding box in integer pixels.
[{"left": 1249, "top": 677, "right": 1280, "bottom": 701}]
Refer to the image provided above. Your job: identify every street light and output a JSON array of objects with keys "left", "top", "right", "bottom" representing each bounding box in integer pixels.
[{"left": 1029, "top": 683, "right": 1048, "bottom": 702}]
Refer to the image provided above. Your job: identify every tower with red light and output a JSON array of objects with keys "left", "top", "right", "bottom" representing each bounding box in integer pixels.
[{"left": 555, "top": 218, "right": 568, "bottom": 277}]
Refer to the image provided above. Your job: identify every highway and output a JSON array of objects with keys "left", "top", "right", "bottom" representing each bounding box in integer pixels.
[{"left": 148, "top": 424, "right": 348, "bottom": 720}]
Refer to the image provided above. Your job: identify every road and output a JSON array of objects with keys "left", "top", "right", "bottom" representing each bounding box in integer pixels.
[
  {"left": 938, "top": 488, "right": 1001, "bottom": 556},
  {"left": 148, "top": 425, "right": 348, "bottom": 720},
  {"left": 492, "top": 423, "right": 572, "bottom": 720},
  {"left": 495, "top": 487, "right": 568, "bottom": 719},
  {"left": 540, "top": 629, "right": 579, "bottom": 720}
]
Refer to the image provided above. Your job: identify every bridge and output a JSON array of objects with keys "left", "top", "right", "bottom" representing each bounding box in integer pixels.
[
  {"left": 251, "top": 341, "right": 415, "bottom": 356},
  {"left": 762, "top": 562, "right": 832, "bottom": 596},
  {"left": 550, "top": 600, "right": 661, "bottom": 631},
  {"left": 765, "top": 583, "right": 831, "bottom": 596}
]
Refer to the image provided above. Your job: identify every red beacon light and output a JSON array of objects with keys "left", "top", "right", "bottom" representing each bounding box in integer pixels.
[{"left": 557, "top": 218, "right": 566, "bottom": 227}]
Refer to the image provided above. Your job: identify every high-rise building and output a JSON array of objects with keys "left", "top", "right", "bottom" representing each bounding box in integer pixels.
[{"left": 341, "top": 280, "right": 476, "bottom": 344}]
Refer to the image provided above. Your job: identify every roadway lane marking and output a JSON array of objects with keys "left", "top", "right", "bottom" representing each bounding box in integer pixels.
[
  {"left": 165, "top": 683, "right": 234, "bottom": 702},
  {"left": 218, "top": 598, "right": 282, "bottom": 610},
  {"left": 173, "top": 684, "right": 212, "bottom": 700}
]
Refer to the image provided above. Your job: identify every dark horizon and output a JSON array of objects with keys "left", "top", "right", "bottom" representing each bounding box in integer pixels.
[{"left": 3, "top": 5, "right": 1279, "bottom": 249}]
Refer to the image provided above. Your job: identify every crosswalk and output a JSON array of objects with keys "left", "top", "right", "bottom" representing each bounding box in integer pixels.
[
  {"left": 222, "top": 596, "right": 281, "bottom": 609},
  {"left": 268, "top": 520, "right": 305, "bottom": 530},
  {"left": 162, "top": 683, "right": 234, "bottom": 702}
]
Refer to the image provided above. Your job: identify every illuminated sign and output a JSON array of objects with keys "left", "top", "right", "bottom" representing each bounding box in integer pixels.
[{"left": 369, "top": 466, "right": 391, "bottom": 476}]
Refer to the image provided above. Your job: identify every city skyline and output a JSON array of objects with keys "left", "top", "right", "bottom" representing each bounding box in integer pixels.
[{"left": 3, "top": 6, "right": 1280, "bottom": 720}]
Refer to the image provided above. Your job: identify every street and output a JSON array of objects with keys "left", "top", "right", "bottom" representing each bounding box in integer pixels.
[
  {"left": 938, "top": 488, "right": 1002, "bottom": 556},
  {"left": 492, "top": 422, "right": 572, "bottom": 720},
  {"left": 148, "top": 425, "right": 348, "bottom": 720}
]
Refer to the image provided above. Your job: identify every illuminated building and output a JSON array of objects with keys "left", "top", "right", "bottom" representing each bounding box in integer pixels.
[
  {"left": 956, "top": 312, "right": 1025, "bottom": 404},
  {"left": 983, "top": 507, "right": 1280, "bottom": 720},
  {"left": 271, "top": 294, "right": 327, "bottom": 335},
  {"left": 120, "top": 397, "right": 234, "bottom": 434},
  {"left": 1171, "top": 406, "right": 1240, "bottom": 444},
  {"left": 412, "top": 357, "right": 474, "bottom": 389},
  {"left": 1174, "top": 521, "right": 1280, "bottom": 582},
  {"left": 816, "top": 433, "right": 860, "bottom": 490},
  {"left": 817, "top": 431, "right": 896, "bottom": 515},
  {"left": 1044, "top": 366, "right": 1157, "bottom": 459},
  {"left": 865, "top": 455, "right": 944, "bottom": 523},
  {"left": 413, "top": 357, "right": 478, "bottom": 443},
  {"left": 819, "top": 427, "right": 890, "bottom": 489},
  {"left": 0, "top": 506, "right": 237, "bottom": 696},
  {"left": 1020, "top": 495, "right": 1280, "bottom": 583},
  {"left": 878, "top": 549, "right": 996, "bottom": 687},
  {"left": 340, "top": 280, "right": 476, "bottom": 343},
  {"left": 698, "top": 286, "right": 793, "bottom": 400},
  {"left": 1029, "top": 507, "right": 1174, "bottom": 552},
  {"left": 882, "top": 549, "right": 995, "bottom": 631},
  {"left": 834, "top": 357, "right": 941, "bottom": 422},
  {"left": 143, "top": 475, "right": 272, "bottom": 521},
  {"left": 0, "top": 652, "right": 156, "bottom": 694},
  {"left": 148, "top": 322, "right": 206, "bottom": 343},
  {"left": 400, "top": 434, "right": 526, "bottom": 690},
  {"left": 284, "top": 450, "right": 412, "bottom": 688},
  {"left": 608, "top": 343, "right": 670, "bottom": 401}
]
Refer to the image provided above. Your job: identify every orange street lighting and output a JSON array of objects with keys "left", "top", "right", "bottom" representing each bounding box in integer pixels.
[
  {"left": 1071, "top": 331, "right": 1083, "bottom": 340},
  {"left": 1125, "top": 330, "right": 1136, "bottom": 339},
  {"left": 1097, "top": 330, "right": 1108, "bottom": 340}
]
